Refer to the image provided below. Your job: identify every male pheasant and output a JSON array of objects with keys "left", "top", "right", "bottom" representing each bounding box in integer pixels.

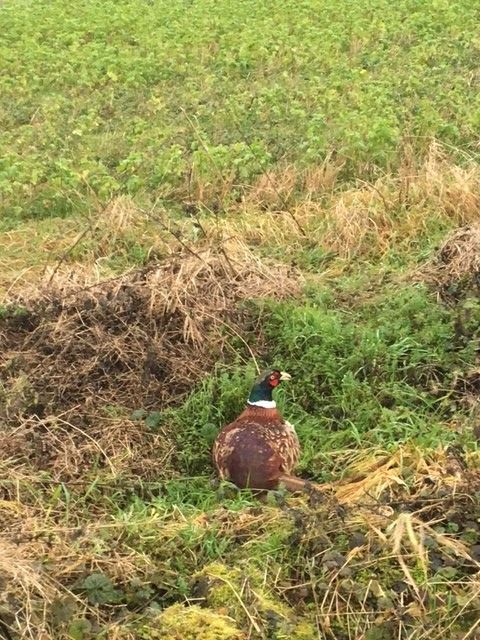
[{"left": 213, "top": 369, "right": 313, "bottom": 492}]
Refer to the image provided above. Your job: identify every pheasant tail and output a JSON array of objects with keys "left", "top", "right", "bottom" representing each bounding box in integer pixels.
[{"left": 278, "top": 474, "right": 327, "bottom": 494}]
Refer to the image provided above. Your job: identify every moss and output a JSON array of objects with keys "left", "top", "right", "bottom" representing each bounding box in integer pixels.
[
  {"left": 1, "top": 373, "right": 41, "bottom": 418},
  {"left": 192, "top": 562, "right": 317, "bottom": 639},
  {"left": 195, "top": 562, "right": 288, "bottom": 616},
  {"left": 136, "top": 604, "right": 243, "bottom": 640},
  {"left": 289, "top": 621, "right": 319, "bottom": 640}
]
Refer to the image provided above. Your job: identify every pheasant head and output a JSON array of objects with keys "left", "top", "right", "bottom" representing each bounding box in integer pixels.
[{"left": 247, "top": 369, "right": 292, "bottom": 408}]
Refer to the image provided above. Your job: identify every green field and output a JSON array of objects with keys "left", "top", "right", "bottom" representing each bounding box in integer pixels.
[
  {"left": 2, "top": 0, "right": 480, "bottom": 225},
  {"left": 1, "top": 0, "right": 480, "bottom": 638}
]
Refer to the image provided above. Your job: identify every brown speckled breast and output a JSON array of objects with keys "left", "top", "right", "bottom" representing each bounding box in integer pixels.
[{"left": 213, "top": 406, "right": 300, "bottom": 490}]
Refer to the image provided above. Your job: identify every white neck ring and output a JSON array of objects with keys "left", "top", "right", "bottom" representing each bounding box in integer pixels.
[{"left": 247, "top": 400, "right": 276, "bottom": 409}]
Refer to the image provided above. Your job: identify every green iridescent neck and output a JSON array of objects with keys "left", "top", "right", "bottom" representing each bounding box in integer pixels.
[{"left": 247, "top": 380, "right": 274, "bottom": 404}]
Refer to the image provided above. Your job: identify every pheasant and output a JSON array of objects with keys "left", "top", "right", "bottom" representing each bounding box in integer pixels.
[{"left": 213, "top": 369, "right": 315, "bottom": 492}]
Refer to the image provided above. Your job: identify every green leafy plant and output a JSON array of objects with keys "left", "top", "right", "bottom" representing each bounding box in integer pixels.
[{"left": 79, "top": 573, "right": 122, "bottom": 605}]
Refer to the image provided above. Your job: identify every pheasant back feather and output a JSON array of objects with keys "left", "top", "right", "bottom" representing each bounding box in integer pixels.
[{"left": 213, "top": 384, "right": 301, "bottom": 490}]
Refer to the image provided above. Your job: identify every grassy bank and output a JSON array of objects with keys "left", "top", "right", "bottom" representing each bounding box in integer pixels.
[{"left": 1, "top": 0, "right": 480, "bottom": 638}]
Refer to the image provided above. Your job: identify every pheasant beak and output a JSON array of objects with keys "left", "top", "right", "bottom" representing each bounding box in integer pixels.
[{"left": 279, "top": 371, "right": 291, "bottom": 381}]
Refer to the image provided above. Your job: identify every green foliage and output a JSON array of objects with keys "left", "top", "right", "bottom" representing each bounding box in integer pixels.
[
  {"left": 34, "top": 477, "right": 480, "bottom": 639},
  {"left": 68, "top": 619, "right": 92, "bottom": 640},
  {"left": 162, "top": 283, "right": 479, "bottom": 478},
  {"left": 158, "top": 366, "right": 255, "bottom": 473},
  {"left": 0, "top": 303, "right": 29, "bottom": 320},
  {"left": 78, "top": 572, "right": 122, "bottom": 605},
  {"left": 2, "top": 0, "right": 480, "bottom": 223},
  {"left": 134, "top": 604, "right": 244, "bottom": 640},
  {"left": 2, "top": 2, "right": 480, "bottom": 639},
  {"left": 268, "top": 285, "right": 478, "bottom": 469}
]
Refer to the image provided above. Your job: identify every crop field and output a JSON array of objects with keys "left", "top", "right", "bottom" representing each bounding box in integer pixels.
[{"left": 1, "top": 0, "right": 480, "bottom": 638}]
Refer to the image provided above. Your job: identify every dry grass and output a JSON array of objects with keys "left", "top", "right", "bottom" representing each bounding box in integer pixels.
[
  {"left": 0, "top": 198, "right": 164, "bottom": 299},
  {"left": 0, "top": 507, "right": 156, "bottom": 639},
  {"left": 0, "top": 414, "right": 176, "bottom": 481},
  {"left": 419, "top": 142, "right": 480, "bottom": 223},
  {"left": 0, "top": 240, "right": 301, "bottom": 481},
  {"left": 327, "top": 444, "right": 476, "bottom": 505},
  {"left": 321, "top": 142, "right": 480, "bottom": 259},
  {"left": 0, "top": 538, "right": 61, "bottom": 640},
  {"left": 1, "top": 142, "right": 480, "bottom": 638},
  {"left": 247, "top": 165, "right": 300, "bottom": 209},
  {"left": 415, "top": 224, "right": 480, "bottom": 300},
  {"left": 1, "top": 445, "right": 479, "bottom": 638},
  {"left": 2, "top": 143, "right": 479, "bottom": 302},
  {"left": 192, "top": 142, "right": 480, "bottom": 264}
]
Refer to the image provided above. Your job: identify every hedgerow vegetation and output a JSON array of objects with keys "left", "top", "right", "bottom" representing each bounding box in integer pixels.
[{"left": 1, "top": 0, "right": 480, "bottom": 639}]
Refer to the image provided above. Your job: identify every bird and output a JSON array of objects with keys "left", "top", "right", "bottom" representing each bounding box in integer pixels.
[{"left": 213, "top": 369, "right": 316, "bottom": 493}]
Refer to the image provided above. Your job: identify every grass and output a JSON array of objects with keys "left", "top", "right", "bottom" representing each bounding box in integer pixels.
[
  {"left": 2, "top": 0, "right": 480, "bottom": 224},
  {"left": 1, "top": 0, "right": 480, "bottom": 638}
]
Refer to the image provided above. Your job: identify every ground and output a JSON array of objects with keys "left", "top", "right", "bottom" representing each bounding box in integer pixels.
[{"left": 1, "top": 0, "right": 480, "bottom": 638}]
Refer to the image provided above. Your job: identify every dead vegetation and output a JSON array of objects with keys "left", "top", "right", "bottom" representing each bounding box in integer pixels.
[
  {"left": 0, "top": 241, "right": 301, "bottom": 480},
  {"left": 3, "top": 143, "right": 480, "bottom": 299},
  {"left": 244, "top": 156, "right": 344, "bottom": 210},
  {"left": 417, "top": 224, "right": 480, "bottom": 301},
  {"left": 1, "top": 445, "right": 480, "bottom": 639},
  {"left": 1, "top": 142, "right": 480, "bottom": 638},
  {"left": 319, "top": 142, "right": 480, "bottom": 259},
  {"left": 184, "top": 142, "right": 480, "bottom": 265}
]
